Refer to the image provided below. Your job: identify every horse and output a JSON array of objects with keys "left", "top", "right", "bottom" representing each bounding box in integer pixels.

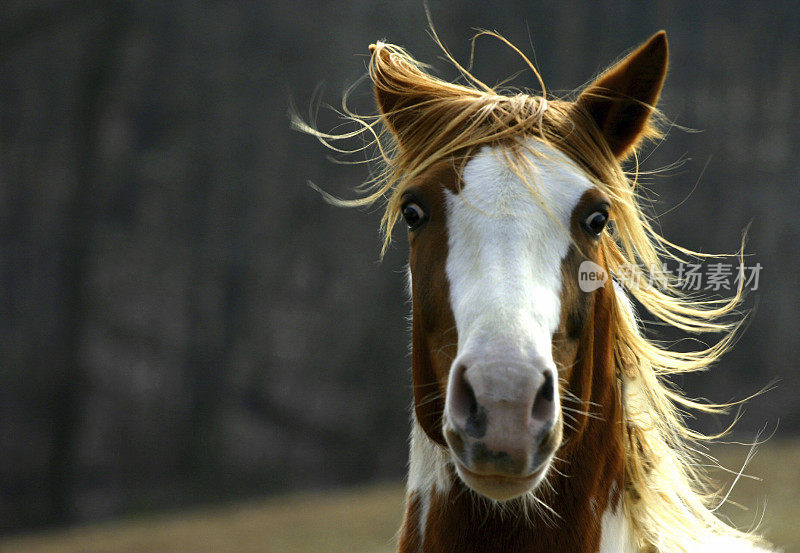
[{"left": 296, "top": 30, "right": 773, "bottom": 553}]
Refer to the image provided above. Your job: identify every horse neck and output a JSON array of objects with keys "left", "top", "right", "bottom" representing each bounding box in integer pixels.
[{"left": 399, "top": 285, "right": 628, "bottom": 553}]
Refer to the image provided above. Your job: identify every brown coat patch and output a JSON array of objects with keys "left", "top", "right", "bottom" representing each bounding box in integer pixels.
[{"left": 406, "top": 161, "right": 462, "bottom": 446}]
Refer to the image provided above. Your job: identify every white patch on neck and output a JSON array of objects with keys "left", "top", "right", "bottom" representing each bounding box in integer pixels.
[
  {"left": 599, "top": 498, "right": 637, "bottom": 553},
  {"left": 444, "top": 140, "right": 593, "bottom": 382},
  {"left": 406, "top": 417, "right": 451, "bottom": 549},
  {"left": 407, "top": 417, "right": 451, "bottom": 494}
]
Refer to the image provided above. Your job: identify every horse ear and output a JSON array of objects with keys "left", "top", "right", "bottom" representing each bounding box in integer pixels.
[
  {"left": 368, "top": 42, "right": 460, "bottom": 141},
  {"left": 576, "top": 31, "right": 668, "bottom": 159}
]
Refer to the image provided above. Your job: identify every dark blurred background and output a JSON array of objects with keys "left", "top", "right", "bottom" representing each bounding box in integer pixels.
[{"left": 0, "top": 0, "right": 797, "bottom": 536}]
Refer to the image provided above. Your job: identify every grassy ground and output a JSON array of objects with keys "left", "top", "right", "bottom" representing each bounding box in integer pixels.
[{"left": 1, "top": 442, "right": 797, "bottom": 553}]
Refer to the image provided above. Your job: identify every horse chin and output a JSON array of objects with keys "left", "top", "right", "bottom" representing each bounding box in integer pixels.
[{"left": 452, "top": 457, "right": 550, "bottom": 502}]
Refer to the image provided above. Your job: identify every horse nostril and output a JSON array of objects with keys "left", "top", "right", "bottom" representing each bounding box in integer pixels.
[
  {"left": 540, "top": 371, "right": 554, "bottom": 403},
  {"left": 531, "top": 371, "right": 555, "bottom": 423},
  {"left": 449, "top": 364, "right": 488, "bottom": 439}
]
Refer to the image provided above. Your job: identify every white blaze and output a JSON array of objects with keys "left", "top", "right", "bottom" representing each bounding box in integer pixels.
[{"left": 444, "top": 140, "right": 593, "bottom": 380}]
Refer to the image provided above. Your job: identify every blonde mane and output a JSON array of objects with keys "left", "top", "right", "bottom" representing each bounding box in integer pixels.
[{"left": 294, "top": 35, "right": 768, "bottom": 553}]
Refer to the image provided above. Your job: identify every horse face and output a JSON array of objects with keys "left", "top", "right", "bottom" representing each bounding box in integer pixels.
[
  {"left": 373, "top": 32, "right": 668, "bottom": 502},
  {"left": 405, "top": 141, "right": 610, "bottom": 500}
]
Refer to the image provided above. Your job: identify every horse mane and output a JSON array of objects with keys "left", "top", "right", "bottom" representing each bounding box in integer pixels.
[{"left": 293, "top": 35, "right": 767, "bottom": 553}]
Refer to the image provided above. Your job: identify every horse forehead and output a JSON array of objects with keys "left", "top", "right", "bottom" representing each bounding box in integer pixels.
[{"left": 452, "top": 141, "right": 593, "bottom": 228}]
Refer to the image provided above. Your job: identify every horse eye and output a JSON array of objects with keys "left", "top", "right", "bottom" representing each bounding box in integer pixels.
[
  {"left": 402, "top": 202, "right": 427, "bottom": 230},
  {"left": 583, "top": 210, "right": 608, "bottom": 236}
]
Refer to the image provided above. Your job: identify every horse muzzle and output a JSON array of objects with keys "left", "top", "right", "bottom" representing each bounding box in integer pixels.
[{"left": 443, "top": 359, "right": 562, "bottom": 501}]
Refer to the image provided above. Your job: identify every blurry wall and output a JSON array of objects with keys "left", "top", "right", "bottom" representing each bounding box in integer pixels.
[{"left": 0, "top": 0, "right": 797, "bottom": 534}]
